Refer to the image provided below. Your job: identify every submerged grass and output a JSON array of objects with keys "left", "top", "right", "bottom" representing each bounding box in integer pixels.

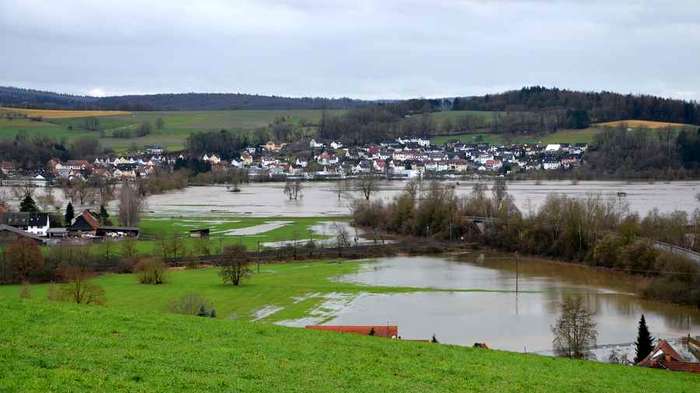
[{"left": 135, "top": 216, "right": 343, "bottom": 253}]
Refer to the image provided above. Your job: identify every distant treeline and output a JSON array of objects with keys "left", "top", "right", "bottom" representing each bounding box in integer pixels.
[
  {"left": 453, "top": 86, "right": 700, "bottom": 126},
  {"left": 0, "top": 86, "right": 368, "bottom": 111},
  {"left": 0, "top": 135, "right": 100, "bottom": 169},
  {"left": 579, "top": 127, "right": 700, "bottom": 179}
]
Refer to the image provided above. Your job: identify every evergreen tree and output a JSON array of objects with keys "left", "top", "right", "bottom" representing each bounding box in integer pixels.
[
  {"left": 64, "top": 202, "right": 74, "bottom": 226},
  {"left": 19, "top": 194, "right": 39, "bottom": 213},
  {"left": 634, "top": 314, "right": 655, "bottom": 364},
  {"left": 99, "top": 204, "right": 110, "bottom": 225}
]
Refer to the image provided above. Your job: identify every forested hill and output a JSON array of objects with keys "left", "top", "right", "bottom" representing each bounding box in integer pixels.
[
  {"left": 0, "top": 86, "right": 368, "bottom": 111},
  {"left": 453, "top": 86, "right": 700, "bottom": 125}
]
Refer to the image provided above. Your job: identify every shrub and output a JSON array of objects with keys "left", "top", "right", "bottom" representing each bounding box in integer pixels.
[
  {"left": 4, "top": 238, "right": 44, "bottom": 281},
  {"left": 18, "top": 281, "right": 31, "bottom": 299},
  {"left": 50, "top": 265, "right": 106, "bottom": 305},
  {"left": 135, "top": 259, "right": 167, "bottom": 284},
  {"left": 169, "top": 293, "right": 214, "bottom": 316},
  {"left": 218, "top": 245, "right": 251, "bottom": 286}
]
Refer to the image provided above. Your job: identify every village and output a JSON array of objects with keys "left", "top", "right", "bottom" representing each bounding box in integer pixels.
[{"left": 0, "top": 137, "right": 587, "bottom": 184}]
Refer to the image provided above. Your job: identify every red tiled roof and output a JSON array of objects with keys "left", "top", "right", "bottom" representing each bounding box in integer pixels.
[
  {"left": 80, "top": 210, "right": 100, "bottom": 230},
  {"left": 637, "top": 340, "right": 683, "bottom": 367},
  {"left": 637, "top": 340, "right": 700, "bottom": 373},
  {"left": 305, "top": 325, "right": 398, "bottom": 338}
]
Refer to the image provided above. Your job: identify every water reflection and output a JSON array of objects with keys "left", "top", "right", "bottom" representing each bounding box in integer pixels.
[{"left": 326, "top": 255, "right": 700, "bottom": 353}]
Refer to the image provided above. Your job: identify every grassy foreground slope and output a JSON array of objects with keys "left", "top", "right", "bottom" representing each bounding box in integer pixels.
[{"left": 1, "top": 299, "right": 698, "bottom": 393}]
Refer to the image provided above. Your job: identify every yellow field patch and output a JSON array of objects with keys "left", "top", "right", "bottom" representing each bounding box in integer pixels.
[
  {"left": 595, "top": 119, "right": 692, "bottom": 129},
  {"left": 0, "top": 107, "right": 130, "bottom": 119}
]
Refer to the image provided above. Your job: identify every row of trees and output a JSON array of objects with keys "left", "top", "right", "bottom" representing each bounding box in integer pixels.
[
  {"left": 0, "top": 134, "right": 101, "bottom": 169},
  {"left": 452, "top": 86, "right": 700, "bottom": 125}
]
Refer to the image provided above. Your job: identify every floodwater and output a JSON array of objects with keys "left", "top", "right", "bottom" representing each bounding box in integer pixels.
[
  {"left": 2, "top": 180, "right": 698, "bottom": 217},
  {"left": 313, "top": 255, "right": 700, "bottom": 357},
  {"left": 143, "top": 180, "right": 700, "bottom": 217}
]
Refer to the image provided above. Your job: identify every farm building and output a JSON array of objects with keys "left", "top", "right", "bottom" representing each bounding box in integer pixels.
[
  {"left": 0, "top": 224, "right": 46, "bottom": 244},
  {"left": 0, "top": 212, "right": 50, "bottom": 236},
  {"left": 637, "top": 339, "right": 700, "bottom": 373},
  {"left": 305, "top": 325, "right": 399, "bottom": 338}
]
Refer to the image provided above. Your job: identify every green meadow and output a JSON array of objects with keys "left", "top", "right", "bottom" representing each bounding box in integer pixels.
[
  {"left": 0, "top": 260, "right": 392, "bottom": 322},
  {"left": 431, "top": 128, "right": 604, "bottom": 146},
  {"left": 1, "top": 249, "right": 698, "bottom": 392},
  {"left": 0, "top": 109, "right": 345, "bottom": 152},
  {"left": 133, "top": 216, "right": 341, "bottom": 254}
]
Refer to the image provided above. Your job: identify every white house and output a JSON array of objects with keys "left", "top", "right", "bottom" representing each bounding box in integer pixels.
[
  {"left": 309, "top": 139, "right": 324, "bottom": 149},
  {"left": 26, "top": 214, "right": 50, "bottom": 237}
]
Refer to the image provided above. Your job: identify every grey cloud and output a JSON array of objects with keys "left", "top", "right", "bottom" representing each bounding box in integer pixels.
[{"left": 0, "top": 0, "right": 698, "bottom": 100}]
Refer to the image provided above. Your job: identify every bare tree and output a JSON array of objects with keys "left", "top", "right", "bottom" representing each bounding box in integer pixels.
[
  {"left": 121, "top": 238, "right": 138, "bottom": 260},
  {"left": 75, "top": 180, "right": 97, "bottom": 206},
  {"left": 334, "top": 222, "right": 351, "bottom": 256},
  {"left": 36, "top": 187, "right": 60, "bottom": 212},
  {"left": 356, "top": 173, "right": 377, "bottom": 201},
  {"left": 334, "top": 179, "right": 348, "bottom": 201},
  {"left": 91, "top": 177, "right": 115, "bottom": 204},
  {"left": 53, "top": 264, "right": 105, "bottom": 305},
  {"left": 11, "top": 182, "right": 35, "bottom": 200},
  {"left": 118, "top": 181, "right": 143, "bottom": 227},
  {"left": 283, "top": 179, "right": 303, "bottom": 200},
  {"left": 552, "top": 296, "right": 598, "bottom": 359},
  {"left": 218, "top": 245, "right": 252, "bottom": 286}
]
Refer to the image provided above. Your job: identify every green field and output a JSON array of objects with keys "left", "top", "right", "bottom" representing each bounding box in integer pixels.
[
  {"left": 432, "top": 128, "right": 603, "bottom": 145},
  {"left": 135, "top": 216, "right": 342, "bottom": 254},
  {"left": 2, "top": 289, "right": 698, "bottom": 391},
  {"left": 0, "top": 109, "right": 345, "bottom": 152},
  {"left": 0, "top": 260, "right": 405, "bottom": 322}
]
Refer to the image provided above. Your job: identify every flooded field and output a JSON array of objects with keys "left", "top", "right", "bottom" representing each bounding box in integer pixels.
[
  {"left": 2, "top": 180, "right": 698, "bottom": 217},
  {"left": 143, "top": 180, "right": 700, "bottom": 217},
  {"left": 285, "top": 255, "right": 700, "bottom": 359}
]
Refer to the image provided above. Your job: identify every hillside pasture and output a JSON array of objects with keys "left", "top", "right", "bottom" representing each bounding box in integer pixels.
[
  {"left": 1, "top": 287, "right": 699, "bottom": 392},
  {"left": 595, "top": 120, "right": 695, "bottom": 129},
  {"left": 0, "top": 109, "right": 345, "bottom": 152},
  {"left": 0, "top": 106, "right": 129, "bottom": 119},
  {"left": 431, "top": 128, "right": 603, "bottom": 146}
]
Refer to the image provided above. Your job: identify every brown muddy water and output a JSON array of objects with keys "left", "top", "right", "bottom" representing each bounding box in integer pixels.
[{"left": 292, "top": 255, "right": 700, "bottom": 359}]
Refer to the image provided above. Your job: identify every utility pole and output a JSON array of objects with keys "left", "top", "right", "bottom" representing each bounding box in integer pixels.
[{"left": 515, "top": 252, "right": 519, "bottom": 295}]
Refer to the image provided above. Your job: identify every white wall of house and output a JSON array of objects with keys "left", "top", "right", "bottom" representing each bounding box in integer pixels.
[{"left": 26, "top": 216, "right": 50, "bottom": 237}]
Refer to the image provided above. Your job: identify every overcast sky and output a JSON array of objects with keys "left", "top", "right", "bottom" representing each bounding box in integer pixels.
[{"left": 1, "top": 0, "right": 698, "bottom": 100}]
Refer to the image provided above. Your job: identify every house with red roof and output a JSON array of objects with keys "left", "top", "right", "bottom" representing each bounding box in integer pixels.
[
  {"left": 305, "top": 325, "right": 398, "bottom": 338},
  {"left": 69, "top": 210, "right": 100, "bottom": 235},
  {"left": 637, "top": 339, "right": 700, "bottom": 373}
]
